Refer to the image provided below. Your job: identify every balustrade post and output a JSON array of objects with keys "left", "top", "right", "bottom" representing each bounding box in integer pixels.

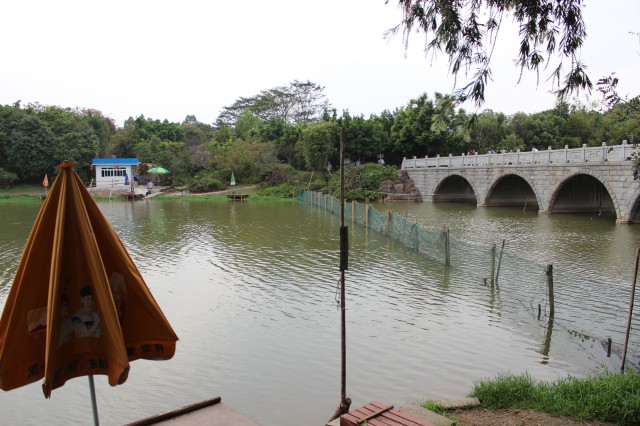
[
  {"left": 474, "top": 152, "right": 478, "bottom": 166},
  {"left": 501, "top": 150, "right": 505, "bottom": 165},
  {"left": 402, "top": 157, "right": 406, "bottom": 169},
  {"left": 548, "top": 146, "right": 552, "bottom": 164},
  {"left": 487, "top": 152, "right": 491, "bottom": 166},
  {"left": 564, "top": 145, "right": 568, "bottom": 163},
  {"left": 601, "top": 142, "right": 607, "bottom": 163},
  {"left": 413, "top": 156, "right": 417, "bottom": 168},
  {"left": 448, "top": 154, "right": 452, "bottom": 167},
  {"left": 582, "top": 144, "right": 587, "bottom": 162},
  {"left": 436, "top": 154, "right": 440, "bottom": 167},
  {"left": 623, "top": 140, "right": 628, "bottom": 160},
  {"left": 516, "top": 149, "right": 520, "bottom": 165}
]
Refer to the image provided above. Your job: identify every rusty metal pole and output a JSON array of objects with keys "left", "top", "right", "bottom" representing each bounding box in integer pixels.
[
  {"left": 621, "top": 248, "right": 639, "bottom": 372},
  {"left": 340, "top": 128, "right": 347, "bottom": 406},
  {"left": 328, "top": 127, "right": 350, "bottom": 422}
]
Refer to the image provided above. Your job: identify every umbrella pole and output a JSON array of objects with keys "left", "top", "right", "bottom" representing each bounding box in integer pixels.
[{"left": 88, "top": 375, "right": 100, "bottom": 426}]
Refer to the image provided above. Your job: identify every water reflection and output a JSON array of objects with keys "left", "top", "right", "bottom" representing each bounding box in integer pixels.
[{"left": 0, "top": 199, "right": 638, "bottom": 426}]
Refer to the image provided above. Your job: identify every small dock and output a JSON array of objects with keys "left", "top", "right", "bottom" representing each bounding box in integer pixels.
[
  {"left": 328, "top": 401, "right": 454, "bottom": 426},
  {"left": 121, "top": 192, "right": 145, "bottom": 200},
  {"left": 226, "top": 193, "right": 249, "bottom": 200}
]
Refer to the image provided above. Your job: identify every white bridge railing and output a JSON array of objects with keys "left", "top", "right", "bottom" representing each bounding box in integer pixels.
[{"left": 401, "top": 142, "right": 637, "bottom": 169}]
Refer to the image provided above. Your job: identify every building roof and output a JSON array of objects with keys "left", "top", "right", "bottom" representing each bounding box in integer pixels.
[{"left": 92, "top": 158, "right": 140, "bottom": 166}]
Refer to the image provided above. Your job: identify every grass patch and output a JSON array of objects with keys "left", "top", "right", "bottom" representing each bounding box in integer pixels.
[
  {"left": 0, "top": 193, "right": 42, "bottom": 203},
  {"left": 422, "top": 400, "right": 447, "bottom": 416},
  {"left": 1, "top": 183, "right": 43, "bottom": 195},
  {"left": 470, "top": 372, "right": 640, "bottom": 425}
]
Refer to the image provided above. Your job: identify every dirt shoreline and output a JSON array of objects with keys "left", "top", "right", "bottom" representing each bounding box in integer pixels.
[{"left": 446, "top": 407, "right": 618, "bottom": 426}]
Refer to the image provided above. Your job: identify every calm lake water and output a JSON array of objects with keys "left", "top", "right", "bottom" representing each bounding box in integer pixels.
[{"left": 0, "top": 197, "right": 639, "bottom": 425}]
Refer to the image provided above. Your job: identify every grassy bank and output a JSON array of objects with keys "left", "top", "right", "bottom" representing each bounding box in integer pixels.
[
  {"left": 0, "top": 184, "right": 43, "bottom": 203},
  {"left": 426, "top": 372, "right": 640, "bottom": 425}
]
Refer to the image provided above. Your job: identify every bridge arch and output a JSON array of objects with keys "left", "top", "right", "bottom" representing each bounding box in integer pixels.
[
  {"left": 432, "top": 173, "right": 477, "bottom": 203},
  {"left": 621, "top": 186, "right": 640, "bottom": 223},
  {"left": 545, "top": 169, "right": 619, "bottom": 218},
  {"left": 482, "top": 172, "right": 540, "bottom": 209}
]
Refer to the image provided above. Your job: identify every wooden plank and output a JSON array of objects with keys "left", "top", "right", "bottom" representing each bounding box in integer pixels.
[
  {"left": 357, "top": 404, "right": 394, "bottom": 424},
  {"left": 126, "top": 396, "right": 222, "bottom": 426},
  {"left": 341, "top": 401, "right": 435, "bottom": 426}
]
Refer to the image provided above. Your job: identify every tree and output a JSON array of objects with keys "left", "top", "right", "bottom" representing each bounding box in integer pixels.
[
  {"left": 430, "top": 93, "right": 470, "bottom": 155},
  {"left": 5, "top": 115, "right": 56, "bottom": 181},
  {"left": 298, "top": 121, "right": 339, "bottom": 171},
  {"left": 234, "top": 111, "right": 263, "bottom": 140},
  {"left": 389, "top": 94, "right": 438, "bottom": 158},
  {"left": 217, "top": 80, "right": 331, "bottom": 127},
  {"left": 386, "top": 0, "right": 592, "bottom": 107},
  {"left": 469, "top": 109, "right": 508, "bottom": 153},
  {"left": 336, "top": 111, "right": 386, "bottom": 164}
]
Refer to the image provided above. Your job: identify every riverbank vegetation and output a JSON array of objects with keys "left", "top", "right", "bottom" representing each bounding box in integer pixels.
[
  {"left": 428, "top": 372, "right": 640, "bottom": 425},
  {"left": 1, "top": 79, "right": 638, "bottom": 199}
]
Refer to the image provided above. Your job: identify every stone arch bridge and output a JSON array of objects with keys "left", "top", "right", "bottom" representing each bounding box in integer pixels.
[{"left": 401, "top": 142, "right": 640, "bottom": 224}]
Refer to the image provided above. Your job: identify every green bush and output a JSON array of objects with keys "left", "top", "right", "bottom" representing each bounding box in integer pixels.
[
  {"left": 0, "top": 168, "right": 19, "bottom": 188},
  {"left": 188, "top": 172, "right": 225, "bottom": 193},
  {"left": 361, "top": 163, "right": 398, "bottom": 190},
  {"left": 327, "top": 163, "right": 397, "bottom": 195},
  {"left": 256, "top": 183, "right": 297, "bottom": 198}
]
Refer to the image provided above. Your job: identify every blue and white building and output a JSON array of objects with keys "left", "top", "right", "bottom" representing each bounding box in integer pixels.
[{"left": 92, "top": 158, "right": 140, "bottom": 188}]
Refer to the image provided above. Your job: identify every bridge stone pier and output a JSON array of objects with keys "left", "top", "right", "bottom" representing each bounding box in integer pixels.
[{"left": 401, "top": 142, "right": 640, "bottom": 224}]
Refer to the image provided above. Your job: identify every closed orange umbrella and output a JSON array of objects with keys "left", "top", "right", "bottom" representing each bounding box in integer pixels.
[{"left": 0, "top": 161, "right": 178, "bottom": 422}]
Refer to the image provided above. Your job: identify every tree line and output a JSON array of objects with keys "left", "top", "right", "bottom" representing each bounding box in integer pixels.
[{"left": 0, "top": 80, "right": 638, "bottom": 191}]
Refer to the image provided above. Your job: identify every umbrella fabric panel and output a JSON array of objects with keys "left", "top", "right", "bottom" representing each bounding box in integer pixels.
[
  {"left": 79, "top": 173, "right": 178, "bottom": 359},
  {"left": 0, "top": 163, "right": 178, "bottom": 398},
  {"left": 0, "top": 182, "right": 58, "bottom": 391}
]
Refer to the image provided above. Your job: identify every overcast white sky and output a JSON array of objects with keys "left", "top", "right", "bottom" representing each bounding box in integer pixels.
[{"left": 1, "top": 0, "right": 638, "bottom": 126}]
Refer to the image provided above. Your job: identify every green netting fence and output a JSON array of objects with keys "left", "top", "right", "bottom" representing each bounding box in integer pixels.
[
  {"left": 297, "top": 190, "right": 640, "bottom": 365},
  {"left": 298, "top": 191, "right": 451, "bottom": 264}
]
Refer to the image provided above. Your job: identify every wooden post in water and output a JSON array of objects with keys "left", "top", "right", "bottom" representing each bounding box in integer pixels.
[
  {"left": 446, "top": 228, "right": 450, "bottom": 265},
  {"left": 352, "top": 200, "right": 355, "bottom": 224},
  {"left": 546, "top": 264, "right": 555, "bottom": 318},
  {"left": 621, "top": 248, "right": 639, "bottom": 373},
  {"left": 442, "top": 226, "right": 450, "bottom": 266},
  {"left": 490, "top": 244, "right": 496, "bottom": 287},
  {"left": 495, "top": 239, "right": 505, "bottom": 284},
  {"left": 365, "top": 202, "right": 369, "bottom": 228},
  {"left": 538, "top": 304, "right": 541, "bottom": 320}
]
